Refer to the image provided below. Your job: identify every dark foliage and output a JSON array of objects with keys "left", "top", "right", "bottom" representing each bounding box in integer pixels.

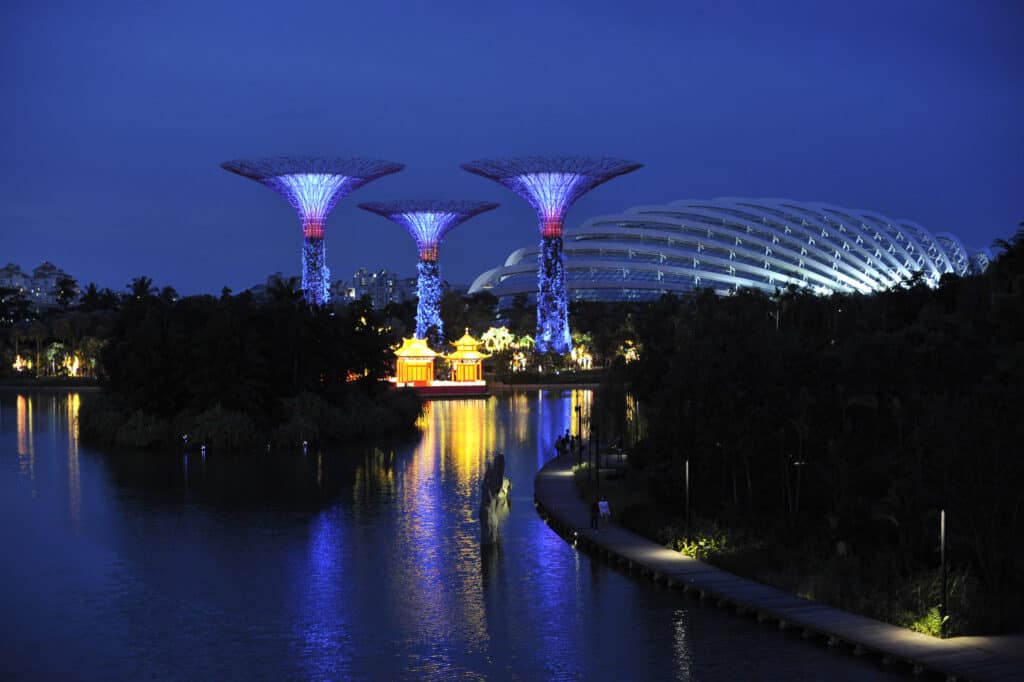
[
  {"left": 81, "top": 287, "right": 421, "bottom": 451},
  {"left": 625, "top": 230, "right": 1024, "bottom": 634}
]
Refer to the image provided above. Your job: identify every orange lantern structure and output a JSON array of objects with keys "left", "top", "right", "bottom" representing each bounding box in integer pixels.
[
  {"left": 393, "top": 337, "right": 438, "bottom": 385},
  {"left": 445, "top": 330, "right": 490, "bottom": 382}
]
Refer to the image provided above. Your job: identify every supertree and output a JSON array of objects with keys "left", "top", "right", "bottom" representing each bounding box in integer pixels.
[
  {"left": 221, "top": 157, "right": 404, "bottom": 306},
  {"left": 461, "top": 157, "right": 641, "bottom": 353},
  {"left": 359, "top": 200, "right": 498, "bottom": 345}
]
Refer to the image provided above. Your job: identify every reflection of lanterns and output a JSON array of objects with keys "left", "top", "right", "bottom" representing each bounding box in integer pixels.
[
  {"left": 444, "top": 330, "right": 490, "bottom": 382},
  {"left": 393, "top": 337, "right": 439, "bottom": 385}
]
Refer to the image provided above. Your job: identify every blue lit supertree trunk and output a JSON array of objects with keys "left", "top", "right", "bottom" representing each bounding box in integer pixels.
[
  {"left": 359, "top": 200, "right": 498, "bottom": 348},
  {"left": 462, "top": 157, "right": 642, "bottom": 355},
  {"left": 302, "top": 235, "right": 331, "bottom": 306},
  {"left": 221, "top": 157, "right": 404, "bottom": 307},
  {"left": 416, "top": 259, "right": 443, "bottom": 345},
  {"left": 537, "top": 234, "right": 571, "bottom": 353}
]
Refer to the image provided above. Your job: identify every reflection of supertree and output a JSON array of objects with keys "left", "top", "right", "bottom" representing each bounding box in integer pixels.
[
  {"left": 360, "top": 200, "right": 497, "bottom": 345},
  {"left": 461, "top": 157, "right": 641, "bottom": 353},
  {"left": 222, "top": 157, "right": 404, "bottom": 306}
]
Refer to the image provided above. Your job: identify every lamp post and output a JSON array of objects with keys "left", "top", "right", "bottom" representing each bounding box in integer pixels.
[
  {"left": 940, "top": 509, "right": 947, "bottom": 638},
  {"left": 685, "top": 458, "right": 690, "bottom": 539}
]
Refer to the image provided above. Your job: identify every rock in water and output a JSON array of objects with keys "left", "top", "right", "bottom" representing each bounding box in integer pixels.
[{"left": 479, "top": 453, "right": 512, "bottom": 546}]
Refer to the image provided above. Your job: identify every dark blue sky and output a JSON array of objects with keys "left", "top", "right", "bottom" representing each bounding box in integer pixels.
[{"left": 3, "top": 0, "right": 1022, "bottom": 295}]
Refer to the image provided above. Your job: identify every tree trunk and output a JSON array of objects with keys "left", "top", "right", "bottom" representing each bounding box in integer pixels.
[{"left": 744, "top": 455, "right": 753, "bottom": 510}]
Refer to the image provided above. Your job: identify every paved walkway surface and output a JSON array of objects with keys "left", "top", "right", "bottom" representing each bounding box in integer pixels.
[{"left": 534, "top": 453, "right": 1024, "bottom": 682}]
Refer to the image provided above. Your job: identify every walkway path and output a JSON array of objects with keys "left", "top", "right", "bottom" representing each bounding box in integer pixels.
[{"left": 534, "top": 453, "right": 1024, "bottom": 681}]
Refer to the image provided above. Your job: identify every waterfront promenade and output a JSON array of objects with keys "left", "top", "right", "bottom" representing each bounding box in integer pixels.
[{"left": 534, "top": 453, "right": 1024, "bottom": 681}]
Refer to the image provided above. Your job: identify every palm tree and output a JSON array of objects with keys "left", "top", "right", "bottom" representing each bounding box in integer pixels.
[
  {"left": 27, "top": 321, "right": 48, "bottom": 376},
  {"left": 53, "top": 275, "right": 79, "bottom": 311},
  {"left": 267, "top": 276, "right": 303, "bottom": 306},
  {"left": 128, "top": 276, "right": 156, "bottom": 300}
]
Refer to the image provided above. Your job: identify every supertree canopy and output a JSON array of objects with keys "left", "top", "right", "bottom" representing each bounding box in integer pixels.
[
  {"left": 461, "top": 157, "right": 641, "bottom": 353},
  {"left": 360, "top": 200, "right": 498, "bottom": 345},
  {"left": 222, "top": 157, "right": 404, "bottom": 306}
]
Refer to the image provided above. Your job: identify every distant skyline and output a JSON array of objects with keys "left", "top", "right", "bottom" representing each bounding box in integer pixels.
[{"left": 3, "top": 0, "right": 1022, "bottom": 295}]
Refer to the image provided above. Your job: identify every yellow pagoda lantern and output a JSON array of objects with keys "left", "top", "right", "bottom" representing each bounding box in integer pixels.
[
  {"left": 445, "top": 330, "right": 490, "bottom": 382},
  {"left": 393, "top": 337, "right": 439, "bottom": 385}
]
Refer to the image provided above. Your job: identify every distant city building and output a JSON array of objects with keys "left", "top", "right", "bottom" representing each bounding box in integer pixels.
[
  {"left": 0, "top": 263, "right": 30, "bottom": 293},
  {"left": 349, "top": 268, "right": 417, "bottom": 309},
  {"left": 0, "top": 261, "right": 75, "bottom": 310},
  {"left": 470, "top": 198, "right": 991, "bottom": 303},
  {"left": 249, "top": 268, "right": 459, "bottom": 310}
]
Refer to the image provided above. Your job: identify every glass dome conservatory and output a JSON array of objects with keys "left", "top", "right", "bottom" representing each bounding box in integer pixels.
[{"left": 470, "top": 198, "right": 990, "bottom": 302}]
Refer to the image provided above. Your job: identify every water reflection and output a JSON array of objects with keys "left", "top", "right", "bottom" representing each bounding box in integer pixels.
[
  {"left": 17, "top": 394, "right": 34, "bottom": 479},
  {"left": 508, "top": 391, "right": 531, "bottom": 445},
  {"left": 673, "top": 608, "right": 693, "bottom": 680},
  {"left": 14, "top": 392, "right": 82, "bottom": 522},
  {"left": 67, "top": 394, "right": 81, "bottom": 531},
  {"left": 297, "top": 508, "right": 352, "bottom": 680},
  {"left": 394, "top": 398, "right": 499, "bottom": 667},
  {"left": 352, "top": 447, "right": 396, "bottom": 506},
  {"left": 0, "top": 390, "right": 892, "bottom": 681}
]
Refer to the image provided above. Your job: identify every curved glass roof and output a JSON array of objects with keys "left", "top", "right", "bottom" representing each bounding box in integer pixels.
[{"left": 470, "top": 197, "right": 991, "bottom": 301}]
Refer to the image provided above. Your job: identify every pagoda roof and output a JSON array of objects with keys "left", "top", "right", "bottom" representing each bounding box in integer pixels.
[
  {"left": 394, "top": 337, "right": 439, "bottom": 359},
  {"left": 446, "top": 330, "right": 491, "bottom": 360}
]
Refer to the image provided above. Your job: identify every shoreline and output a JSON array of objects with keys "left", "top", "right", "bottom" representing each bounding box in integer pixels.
[
  {"left": 0, "top": 381, "right": 101, "bottom": 391},
  {"left": 486, "top": 381, "right": 602, "bottom": 391},
  {"left": 533, "top": 452, "right": 1024, "bottom": 681}
]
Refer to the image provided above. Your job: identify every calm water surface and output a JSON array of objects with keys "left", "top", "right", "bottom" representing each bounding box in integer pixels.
[{"left": 0, "top": 390, "right": 896, "bottom": 681}]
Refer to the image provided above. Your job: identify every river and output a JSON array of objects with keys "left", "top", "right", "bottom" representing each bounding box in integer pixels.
[{"left": 0, "top": 389, "right": 896, "bottom": 680}]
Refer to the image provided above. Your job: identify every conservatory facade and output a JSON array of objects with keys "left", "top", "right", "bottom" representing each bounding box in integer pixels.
[{"left": 469, "top": 198, "right": 990, "bottom": 302}]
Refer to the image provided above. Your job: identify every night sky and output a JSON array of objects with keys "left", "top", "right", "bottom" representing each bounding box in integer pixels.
[{"left": 3, "top": 0, "right": 1022, "bottom": 295}]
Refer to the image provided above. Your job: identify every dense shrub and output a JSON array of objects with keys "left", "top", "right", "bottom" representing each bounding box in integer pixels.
[
  {"left": 608, "top": 231, "right": 1024, "bottom": 635},
  {"left": 79, "top": 290, "right": 422, "bottom": 453},
  {"left": 114, "top": 410, "right": 169, "bottom": 448}
]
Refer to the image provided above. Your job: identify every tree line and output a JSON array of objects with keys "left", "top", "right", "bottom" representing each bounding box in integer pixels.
[
  {"left": 617, "top": 230, "right": 1024, "bottom": 634},
  {"left": 0, "top": 276, "right": 123, "bottom": 379},
  {"left": 73, "top": 276, "right": 420, "bottom": 452}
]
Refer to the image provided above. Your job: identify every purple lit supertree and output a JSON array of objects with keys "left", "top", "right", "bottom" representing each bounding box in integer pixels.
[
  {"left": 461, "top": 157, "right": 641, "bottom": 353},
  {"left": 221, "top": 157, "right": 404, "bottom": 306},
  {"left": 359, "top": 200, "right": 498, "bottom": 346}
]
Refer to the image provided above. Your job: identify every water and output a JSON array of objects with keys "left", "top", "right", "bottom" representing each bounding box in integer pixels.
[{"left": 0, "top": 390, "right": 896, "bottom": 681}]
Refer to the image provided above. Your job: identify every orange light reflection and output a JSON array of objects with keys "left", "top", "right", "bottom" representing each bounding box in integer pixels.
[
  {"left": 17, "top": 395, "right": 35, "bottom": 480},
  {"left": 67, "top": 394, "right": 81, "bottom": 530}
]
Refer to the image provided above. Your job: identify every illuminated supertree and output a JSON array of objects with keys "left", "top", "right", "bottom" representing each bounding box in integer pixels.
[
  {"left": 359, "top": 200, "right": 498, "bottom": 345},
  {"left": 461, "top": 157, "right": 641, "bottom": 353},
  {"left": 221, "top": 157, "right": 404, "bottom": 306}
]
